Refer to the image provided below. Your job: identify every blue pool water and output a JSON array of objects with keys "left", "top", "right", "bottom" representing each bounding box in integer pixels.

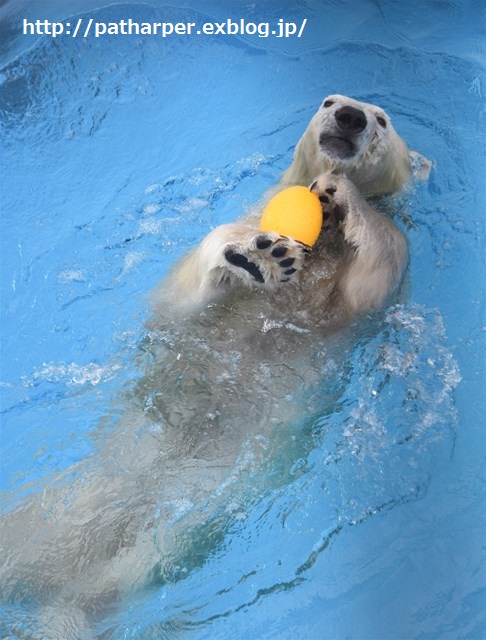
[{"left": 1, "top": 1, "right": 485, "bottom": 638}]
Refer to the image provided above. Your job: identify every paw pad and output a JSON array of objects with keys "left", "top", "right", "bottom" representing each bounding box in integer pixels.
[
  {"left": 223, "top": 232, "right": 308, "bottom": 287},
  {"left": 224, "top": 249, "right": 265, "bottom": 283},
  {"left": 255, "top": 236, "right": 273, "bottom": 250},
  {"left": 270, "top": 245, "right": 288, "bottom": 258}
]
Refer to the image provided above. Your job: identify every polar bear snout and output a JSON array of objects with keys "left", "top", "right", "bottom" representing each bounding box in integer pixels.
[
  {"left": 318, "top": 103, "right": 369, "bottom": 160},
  {"left": 319, "top": 130, "right": 357, "bottom": 159},
  {"left": 335, "top": 106, "right": 367, "bottom": 134}
]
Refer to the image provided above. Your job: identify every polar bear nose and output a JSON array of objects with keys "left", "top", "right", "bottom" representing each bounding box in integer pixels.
[{"left": 335, "top": 106, "right": 367, "bottom": 134}]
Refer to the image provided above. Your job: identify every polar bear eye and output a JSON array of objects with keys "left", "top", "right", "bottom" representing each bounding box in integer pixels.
[
  {"left": 323, "top": 100, "right": 335, "bottom": 108},
  {"left": 376, "top": 116, "right": 387, "bottom": 128}
]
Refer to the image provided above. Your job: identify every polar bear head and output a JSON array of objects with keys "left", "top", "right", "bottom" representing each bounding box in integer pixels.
[{"left": 282, "top": 94, "right": 413, "bottom": 196}]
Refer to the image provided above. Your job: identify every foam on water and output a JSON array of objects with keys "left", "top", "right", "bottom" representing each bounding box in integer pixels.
[{"left": 30, "top": 361, "right": 122, "bottom": 387}]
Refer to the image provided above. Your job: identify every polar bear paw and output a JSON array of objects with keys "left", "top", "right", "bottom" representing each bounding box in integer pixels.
[
  {"left": 310, "top": 175, "right": 347, "bottom": 232},
  {"left": 224, "top": 232, "right": 309, "bottom": 287},
  {"left": 199, "top": 223, "right": 310, "bottom": 292}
]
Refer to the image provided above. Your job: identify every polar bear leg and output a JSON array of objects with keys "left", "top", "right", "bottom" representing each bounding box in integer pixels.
[{"left": 310, "top": 173, "right": 408, "bottom": 314}]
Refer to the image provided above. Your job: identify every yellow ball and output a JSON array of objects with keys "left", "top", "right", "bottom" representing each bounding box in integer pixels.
[{"left": 259, "top": 186, "right": 323, "bottom": 247}]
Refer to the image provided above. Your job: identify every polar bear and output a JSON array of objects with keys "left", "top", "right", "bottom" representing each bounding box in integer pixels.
[
  {"left": 153, "top": 94, "right": 424, "bottom": 322},
  {"left": 0, "top": 95, "right": 428, "bottom": 638}
]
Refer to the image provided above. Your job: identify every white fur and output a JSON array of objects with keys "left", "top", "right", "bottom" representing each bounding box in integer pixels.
[
  {"left": 154, "top": 95, "right": 418, "bottom": 319},
  {"left": 154, "top": 172, "right": 407, "bottom": 326},
  {"left": 282, "top": 94, "right": 415, "bottom": 195},
  {"left": 0, "top": 95, "right": 424, "bottom": 637},
  {"left": 312, "top": 173, "right": 407, "bottom": 315}
]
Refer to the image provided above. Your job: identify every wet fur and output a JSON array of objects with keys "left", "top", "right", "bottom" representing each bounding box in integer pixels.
[{"left": 0, "top": 95, "right": 426, "bottom": 637}]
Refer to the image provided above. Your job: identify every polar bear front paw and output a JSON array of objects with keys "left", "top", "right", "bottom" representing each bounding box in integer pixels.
[
  {"left": 223, "top": 232, "right": 309, "bottom": 288},
  {"left": 310, "top": 176, "right": 346, "bottom": 232}
]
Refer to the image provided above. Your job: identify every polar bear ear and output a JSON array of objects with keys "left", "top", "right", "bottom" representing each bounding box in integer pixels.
[{"left": 409, "top": 150, "right": 432, "bottom": 180}]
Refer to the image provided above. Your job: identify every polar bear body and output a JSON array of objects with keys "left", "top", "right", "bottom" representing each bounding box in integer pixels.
[{"left": 0, "top": 95, "right": 424, "bottom": 637}]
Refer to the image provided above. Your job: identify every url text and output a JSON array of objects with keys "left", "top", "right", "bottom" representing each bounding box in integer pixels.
[{"left": 23, "top": 18, "right": 308, "bottom": 39}]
